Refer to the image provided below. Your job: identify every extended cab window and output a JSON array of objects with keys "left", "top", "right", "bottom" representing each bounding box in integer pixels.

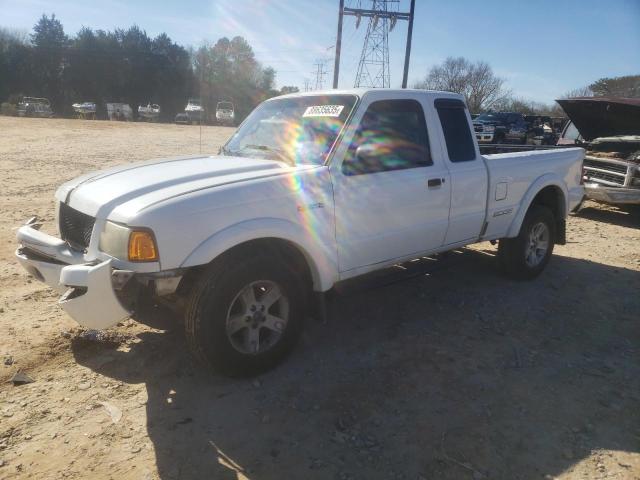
[
  {"left": 343, "top": 99, "right": 431, "bottom": 175},
  {"left": 435, "top": 99, "right": 476, "bottom": 162}
]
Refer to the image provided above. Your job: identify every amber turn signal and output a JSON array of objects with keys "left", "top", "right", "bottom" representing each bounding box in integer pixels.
[{"left": 128, "top": 230, "right": 158, "bottom": 262}]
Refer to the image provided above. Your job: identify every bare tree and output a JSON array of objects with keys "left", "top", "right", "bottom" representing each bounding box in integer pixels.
[
  {"left": 492, "top": 96, "right": 565, "bottom": 117},
  {"left": 415, "top": 57, "right": 509, "bottom": 112}
]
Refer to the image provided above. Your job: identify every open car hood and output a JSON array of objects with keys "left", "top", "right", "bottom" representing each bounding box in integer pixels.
[{"left": 556, "top": 97, "right": 640, "bottom": 141}]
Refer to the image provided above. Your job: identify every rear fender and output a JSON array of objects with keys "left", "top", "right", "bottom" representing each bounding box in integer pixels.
[
  {"left": 506, "top": 174, "right": 568, "bottom": 238},
  {"left": 179, "top": 218, "right": 338, "bottom": 292}
]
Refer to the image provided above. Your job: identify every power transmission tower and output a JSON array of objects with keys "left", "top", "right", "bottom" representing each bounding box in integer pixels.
[
  {"left": 355, "top": 0, "right": 395, "bottom": 88},
  {"left": 333, "top": 0, "right": 415, "bottom": 89},
  {"left": 303, "top": 78, "right": 311, "bottom": 92},
  {"left": 313, "top": 59, "right": 329, "bottom": 90}
]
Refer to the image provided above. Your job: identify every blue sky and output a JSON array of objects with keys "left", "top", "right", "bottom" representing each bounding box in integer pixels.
[{"left": 2, "top": 0, "right": 639, "bottom": 104}]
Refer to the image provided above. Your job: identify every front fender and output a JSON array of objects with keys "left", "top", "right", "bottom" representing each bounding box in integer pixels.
[
  {"left": 506, "top": 173, "right": 568, "bottom": 238},
  {"left": 179, "top": 218, "right": 338, "bottom": 291}
]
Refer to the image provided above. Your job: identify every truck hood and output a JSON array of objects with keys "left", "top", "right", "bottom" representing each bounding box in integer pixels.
[
  {"left": 556, "top": 97, "right": 640, "bottom": 141},
  {"left": 57, "top": 155, "right": 310, "bottom": 219}
]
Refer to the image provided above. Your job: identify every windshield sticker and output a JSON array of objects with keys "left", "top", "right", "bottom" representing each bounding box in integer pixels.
[{"left": 303, "top": 105, "right": 345, "bottom": 118}]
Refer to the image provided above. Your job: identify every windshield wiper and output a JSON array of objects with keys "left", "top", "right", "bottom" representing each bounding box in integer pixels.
[{"left": 236, "top": 144, "right": 294, "bottom": 165}]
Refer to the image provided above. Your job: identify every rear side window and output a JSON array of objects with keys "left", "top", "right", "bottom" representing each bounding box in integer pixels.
[
  {"left": 343, "top": 99, "right": 432, "bottom": 175},
  {"left": 435, "top": 99, "right": 476, "bottom": 162}
]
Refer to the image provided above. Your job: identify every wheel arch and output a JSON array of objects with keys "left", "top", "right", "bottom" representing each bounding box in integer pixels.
[
  {"left": 507, "top": 175, "right": 568, "bottom": 243},
  {"left": 178, "top": 218, "right": 338, "bottom": 292}
]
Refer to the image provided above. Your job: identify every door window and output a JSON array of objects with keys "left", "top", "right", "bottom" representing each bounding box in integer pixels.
[
  {"left": 342, "top": 99, "right": 431, "bottom": 175},
  {"left": 435, "top": 99, "right": 476, "bottom": 163}
]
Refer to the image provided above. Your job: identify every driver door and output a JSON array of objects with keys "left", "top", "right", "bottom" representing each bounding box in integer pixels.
[{"left": 330, "top": 96, "right": 451, "bottom": 274}]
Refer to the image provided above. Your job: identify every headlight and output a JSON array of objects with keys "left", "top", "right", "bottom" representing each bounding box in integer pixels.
[{"left": 99, "top": 221, "right": 158, "bottom": 262}]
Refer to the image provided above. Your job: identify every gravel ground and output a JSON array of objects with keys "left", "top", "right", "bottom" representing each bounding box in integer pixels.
[{"left": 0, "top": 116, "right": 639, "bottom": 480}]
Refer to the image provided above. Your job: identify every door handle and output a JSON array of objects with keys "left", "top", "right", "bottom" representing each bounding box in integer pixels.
[{"left": 427, "top": 178, "right": 444, "bottom": 188}]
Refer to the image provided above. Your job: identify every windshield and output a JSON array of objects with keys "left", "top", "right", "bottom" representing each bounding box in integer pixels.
[
  {"left": 223, "top": 94, "right": 358, "bottom": 165},
  {"left": 475, "top": 112, "right": 508, "bottom": 123},
  {"left": 218, "top": 102, "right": 233, "bottom": 110},
  {"left": 188, "top": 99, "right": 201, "bottom": 106},
  {"left": 562, "top": 121, "right": 581, "bottom": 141}
]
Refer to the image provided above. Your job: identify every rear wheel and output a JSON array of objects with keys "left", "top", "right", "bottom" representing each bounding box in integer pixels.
[
  {"left": 498, "top": 205, "right": 555, "bottom": 279},
  {"left": 184, "top": 254, "right": 305, "bottom": 377}
]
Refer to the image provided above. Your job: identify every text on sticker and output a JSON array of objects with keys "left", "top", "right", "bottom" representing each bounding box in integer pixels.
[{"left": 303, "top": 105, "right": 345, "bottom": 117}]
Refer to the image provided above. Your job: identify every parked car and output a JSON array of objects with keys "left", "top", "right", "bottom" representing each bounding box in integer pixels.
[
  {"left": 138, "top": 103, "right": 161, "bottom": 122},
  {"left": 17, "top": 97, "right": 53, "bottom": 118},
  {"left": 216, "top": 101, "right": 235, "bottom": 126},
  {"left": 473, "top": 111, "right": 528, "bottom": 144},
  {"left": 524, "top": 115, "right": 568, "bottom": 145},
  {"left": 557, "top": 96, "right": 640, "bottom": 205},
  {"left": 72, "top": 102, "right": 96, "bottom": 120},
  {"left": 184, "top": 98, "right": 204, "bottom": 123},
  {"left": 15, "top": 89, "right": 584, "bottom": 376}
]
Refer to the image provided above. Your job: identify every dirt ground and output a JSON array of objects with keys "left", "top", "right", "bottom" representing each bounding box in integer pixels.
[{"left": 0, "top": 116, "right": 638, "bottom": 480}]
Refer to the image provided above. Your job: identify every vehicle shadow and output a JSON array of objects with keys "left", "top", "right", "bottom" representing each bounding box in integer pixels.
[
  {"left": 575, "top": 201, "right": 640, "bottom": 228},
  {"left": 72, "top": 248, "right": 640, "bottom": 479}
]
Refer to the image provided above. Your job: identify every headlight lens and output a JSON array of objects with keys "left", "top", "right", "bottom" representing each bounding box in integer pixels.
[
  {"left": 99, "top": 221, "right": 131, "bottom": 260},
  {"left": 99, "top": 221, "right": 158, "bottom": 262}
]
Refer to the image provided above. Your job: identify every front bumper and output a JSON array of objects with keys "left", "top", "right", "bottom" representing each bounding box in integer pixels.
[
  {"left": 584, "top": 183, "right": 640, "bottom": 205},
  {"left": 15, "top": 220, "right": 131, "bottom": 329},
  {"left": 216, "top": 115, "right": 235, "bottom": 124},
  {"left": 475, "top": 132, "right": 494, "bottom": 143}
]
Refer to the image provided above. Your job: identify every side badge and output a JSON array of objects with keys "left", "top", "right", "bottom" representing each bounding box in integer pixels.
[{"left": 297, "top": 202, "right": 325, "bottom": 212}]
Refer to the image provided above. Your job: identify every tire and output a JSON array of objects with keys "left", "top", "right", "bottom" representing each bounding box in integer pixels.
[
  {"left": 498, "top": 205, "right": 555, "bottom": 280},
  {"left": 184, "top": 253, "right": 305, "bottom": 377}
]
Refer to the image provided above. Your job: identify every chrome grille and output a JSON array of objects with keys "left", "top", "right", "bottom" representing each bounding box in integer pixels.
[
  {"left": 583, "top": 157, "right": 628, "bottom": 187},
  {"left": 59, "top": 202, "right": 95, "bottom": 249},
  {"left": 583, "top": 158, "right": 628, "bottom": 175}
]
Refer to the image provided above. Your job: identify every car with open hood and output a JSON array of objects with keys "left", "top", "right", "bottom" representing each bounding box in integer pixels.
[{"left": 557, "top": 96, "right": 640, "bottom": 205}]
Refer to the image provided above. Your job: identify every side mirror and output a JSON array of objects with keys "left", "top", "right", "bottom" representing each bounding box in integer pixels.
[
  {"left": 341, "top": 142, "right": 383, "bottom": 175},
  {"left": 354, "top": 142, "right": 381, "bottom": 163}
]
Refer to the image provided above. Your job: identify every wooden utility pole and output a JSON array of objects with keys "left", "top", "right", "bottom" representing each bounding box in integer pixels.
[
  {"left": 333, "top": 0, "right": 344, "bottom": 89},
  {"left": 401, "top": 0, "right": 415, "bottom": 88}
]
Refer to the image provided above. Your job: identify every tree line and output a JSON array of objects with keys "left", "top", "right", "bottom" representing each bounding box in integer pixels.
[
  {"left": 0, "top": 14, "right": 297, "bottom": 121},
  {"left": 415, "top": 56, "right": 639, "bottom": 116}
]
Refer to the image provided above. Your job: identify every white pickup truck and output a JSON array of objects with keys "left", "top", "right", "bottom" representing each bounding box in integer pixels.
[{"left": 16, "top": 89, "right": 584, "bottom": 376}]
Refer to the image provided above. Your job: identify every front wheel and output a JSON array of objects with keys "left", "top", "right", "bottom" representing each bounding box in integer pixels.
[
  {"left": 498, "top": 205, "right": 555, "bottom": 280},
  {"left": 184, "top": 254, "right": 305, "bottom": 376}
]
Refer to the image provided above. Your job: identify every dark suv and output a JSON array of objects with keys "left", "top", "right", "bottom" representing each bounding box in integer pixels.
[{"left": 473, "top": 111, "right": 528, "bottom": 144}]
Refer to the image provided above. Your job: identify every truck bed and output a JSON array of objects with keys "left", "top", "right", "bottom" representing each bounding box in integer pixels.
[{"left": 482, "top": 147, "right": 585, "bottom": 240}]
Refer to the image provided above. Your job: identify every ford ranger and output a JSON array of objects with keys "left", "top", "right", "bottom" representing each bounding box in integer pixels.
[{"left": 15, "top": 89, "right": 585, "bottom": 376}]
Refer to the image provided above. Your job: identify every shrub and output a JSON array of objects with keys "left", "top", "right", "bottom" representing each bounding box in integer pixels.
[{"left": 0, "top": 102, "right": 17, "bottom": 116}]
